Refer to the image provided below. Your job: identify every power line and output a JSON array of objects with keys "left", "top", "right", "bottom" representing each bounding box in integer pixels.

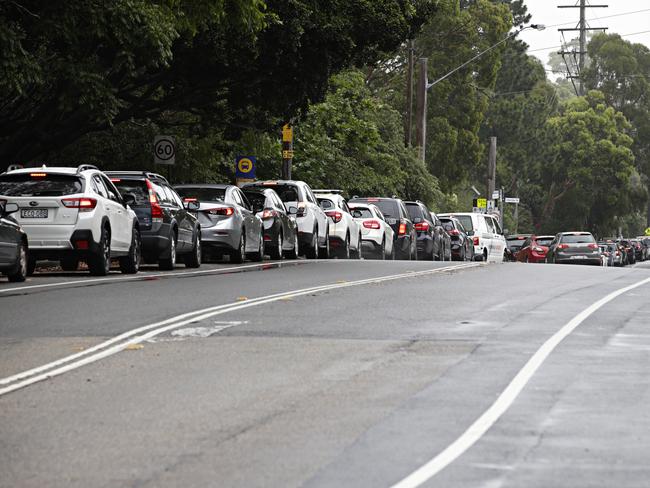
[
  {"left": 544, "top": 8, "right": 650, "bottom": 29},
  {"left": 527, "top": 29, "right": 650, "bottom": 53}
]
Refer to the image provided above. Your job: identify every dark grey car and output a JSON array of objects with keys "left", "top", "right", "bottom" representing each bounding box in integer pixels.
[
  {"left": 546, "top": 232, "right": 601, "bottom": 265},
  {"left": 0, "top": 201, "right": 28, "bottom": 281}
]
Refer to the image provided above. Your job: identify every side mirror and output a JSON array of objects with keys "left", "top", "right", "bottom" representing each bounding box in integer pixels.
[
  {"left": 287, "top": 206, "right": 298, "bottom": 215},
  {"left": 2, "top": 202, "right": 18, "bottom": 215},
  {"left": 185, "top": 200, "right": 200, "bottom": 211},
  {"left": 123, "top": 193, "right": 136, "bottom": 206}
]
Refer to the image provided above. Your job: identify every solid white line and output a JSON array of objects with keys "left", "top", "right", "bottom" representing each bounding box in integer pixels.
[
  {"left": 0, "top": 263, "right": 481, "bottom": 396},
  {"left": 390, "top": 275, "right": 650, "bottom": 488}
]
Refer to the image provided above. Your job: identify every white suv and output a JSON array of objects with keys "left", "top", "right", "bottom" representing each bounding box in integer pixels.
[
  {"left": 314, "top": 190, "right": 362, "bottom": 259},
  {"left": 0, "top": 164, "right": 141, "bottom": 275},
  {"left": 438, "top": 212, "right": 506, "bottom": 262}
]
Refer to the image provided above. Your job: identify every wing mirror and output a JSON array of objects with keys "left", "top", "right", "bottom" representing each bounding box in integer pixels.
[
  {"left": 287, "top": 206, "right": 298, "bottom": 215},
  {"left": 2, "top": 202, "right": 18, "bottom": 215},
  {"left": 185, "top": 200, "right": 200, "bottom": 211}
]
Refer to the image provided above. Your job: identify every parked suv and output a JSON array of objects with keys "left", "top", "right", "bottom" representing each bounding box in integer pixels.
[
  {"left": 348, "top": 197, "right": 416, "bottom": 260},
  {"left": 405, "top": 201, "right": 442, "bottom": 260},
  {"left": 0, "top": 165, "right": 141, "bottom": 275},
  {"left": 0, "top": 201, "right": 28, "bottom": 281},
  {"left": 243, "top": 180, "right": 329, "bottom": 259},
  {"left": 314, "top": 190, "right": 362, "bottom": 259},
  {"left": 438, "top": 212, "right": 506, "bottom": 262},
  {"left": 105, "top": 171, "right": 201, "bottom": 270}
]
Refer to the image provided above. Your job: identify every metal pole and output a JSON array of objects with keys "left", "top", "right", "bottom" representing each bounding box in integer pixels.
[
  {"left": 281, "top": 124, "right": 293, "bottom": 180},
  {"left": 415, "top": 57, "right": 428, "bottom": 163},
  {"left": 487, "top": 136, "right": 497, "bottom": 199},
  {"left": 405, "top": 40, "right": 414, "bottom": 147},
  {"left": 579, "top": 0, "right": 586, "bottom": 96},
  {"left": 514, "top": 202, "right": 519, "bottom": 233}
]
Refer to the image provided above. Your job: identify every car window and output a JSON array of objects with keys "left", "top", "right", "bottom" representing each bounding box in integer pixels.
[
  {"left": 238, "top": 190, "right": 251, "bottom": 210},
  {"left": 111, "top": 179, "right": 149, "bottom": 206},
  {"left": 342, "top": 201, "right": 350, "bottom": 214},
  {"left": 352, "top": 208, "right": 373, "bottom": 218},
  {"left": 536, "top": 237, "right": 554, "bottom": 247},
  {"left": 561, "top": 233, "right": 595, "bottom": 244},
  {"left": 161, "top": 185, "right": 179, "bottom": 207},
  {"left": 405, "top": 204, "right": 422, "bottom": 221},
  {"left": 92, "top": 175, "right": 109, "bottom": 199},
  {"left": 175, "top": 187, "right": 227, "bottom": 202},
  {"left": 318, "top": 198, "right": 334, "bottom": 210},
  {"left": 169, "top": 188, "right": 185, "bottom": 208},
  {"left": 492, "top": 218, "right": 503, "bottom": 235},
  {"left": 270, "top": 184, "right": 302, "bottom": 204},
  {"left": 484, "top": 217, "right": 495, "bottom": 233},
  {"left": 100, "top": 175, "right": 122, "bottom": 203},
  {"left": 0, "top": 173, "right": 84, "bottom": 196},
  {"left": 151, "top": 181, "right": 168, "bottom": 204},
  {"left": 454, "top": 215, "right": 474, "bottom": 233}
]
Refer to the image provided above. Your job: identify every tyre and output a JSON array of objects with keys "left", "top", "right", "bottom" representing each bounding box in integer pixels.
[
  {"left": 60, "top": 256, "right": 79, "bottom": 271},
  {"left": 352, "top": 234, "right": 362, "bottom": 259},
  {"left": 378, "top": 238, "right": 385, "bottom": 260},
  {"left": 339, "top": 234, "right": 350, "bottom": 259},
  {"left": 321, "top": 230, "right": 330, "bottom": 259},
  {"left": 249, "top": 233, "right": 265, "bottom": 262},
  {"left": 119, "top": 226, "right": 141, "bottom": 274},
  {"left": 411, "top": 238, "right": 418, "bottom": 261},
  {"left": 285, "top": 232, "right": 299, "bottom": 260},
  {"left": 158, "top": 231, "right": 177, "bottom": 270},
  {"left": 231, "top": 231, "right": 246, "bottom": 264},
  {"left": 7, "top": 242, "right": 28, "bottom": 282},
  {"left": 183, "top": 231, "right": 202, "bottom": 268},
  {"left": 306, "top": 229, "right": 319, "bottom": 259},
  {"left": 269, "top": 231, "right": 283, "bottom": 260},
  {"left": 89, "top": 226, "right": 111, "bottom": 276}
]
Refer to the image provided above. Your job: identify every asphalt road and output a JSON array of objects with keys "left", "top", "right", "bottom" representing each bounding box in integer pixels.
[{"left": 2, "top": 258, "right": 650, "bottom": 487}]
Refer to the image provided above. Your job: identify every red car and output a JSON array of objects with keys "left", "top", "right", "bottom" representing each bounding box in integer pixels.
[{"left": 516, "top": 235, "right": 555, "bottom": 263}]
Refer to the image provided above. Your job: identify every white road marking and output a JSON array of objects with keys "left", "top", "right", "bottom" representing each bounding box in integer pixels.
[
  {"left": 0, "top": 263, "right": 481, "bottom": 396},
  {"left": 171, "top": 321, "right": 247, "bottom": 338},
  {"left": 390, "top": 275, "right": 650, "bottom": 488}
]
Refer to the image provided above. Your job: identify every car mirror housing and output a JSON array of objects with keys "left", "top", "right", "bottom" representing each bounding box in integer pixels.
[
  {"left": 185, "top": 200, "right": 200, "bottom": 211},
  {"left": 287, "top": 206, "right": 298, "bottom": 215},
  {"left": 123, "top": 193, "right": 137, "bottom": 206},
  {"left": 3, "top": 202, "right": 19, "bottom": 215}
]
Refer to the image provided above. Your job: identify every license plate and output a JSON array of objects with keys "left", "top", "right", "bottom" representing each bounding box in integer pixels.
[
  {"left": 21, "top": 209, "right": 48, "bottom": 219},
  {"left": 387, "top": 218, "right": 397, "bottom": 225},
  {"left": 570, "top": 255, "right": 586, "bottom": 259}
]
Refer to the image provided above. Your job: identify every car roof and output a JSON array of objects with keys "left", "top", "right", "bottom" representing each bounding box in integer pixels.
[
  {"left": 4, "top": 165, "right": 98, "bottom": 176},
  {"left": 560, "top": 231, "right": 592, "bottom": 235},
  {"left": 104, "top": 170, "right": 169, "bottom": 183},
  {"left": 174, "top": 183, "right": 231, "bottom": 189}
]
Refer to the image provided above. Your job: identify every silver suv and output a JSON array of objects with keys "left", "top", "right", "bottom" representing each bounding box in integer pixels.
[{"left": 0, "top": 164, "right": 141, "bottom": 275}]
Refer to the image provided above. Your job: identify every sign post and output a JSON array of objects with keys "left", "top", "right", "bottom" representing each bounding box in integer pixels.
[
  {"left": 154, "top": 136, "right": 175, "bottom": 165},
  {"left": 235, "top": 156, "right": 256, "bottom": 187},
  {"left": 282, "top": 124, "right": 293, "bottom": 180}
]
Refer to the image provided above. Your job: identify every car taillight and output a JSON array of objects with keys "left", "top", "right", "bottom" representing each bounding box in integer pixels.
[
  {"left": 616, "top": 251, "right": 621, "bottom": 256},
  {"left": 414, "top": 222, "right": 430, "bottom": 231},
  {"left": 183, "top": 197, "right": 197, "bottom": 203},
  {"left": 326, "top": 210, "right": 343, "bottom": 223},
  {"left": 207, "top": 207, "right": 234, "bottom": 216},
  {"left": 557, "top": 244, "right": 569, "bottom": 249},
  {"left": 62, "top": 197, "right": 97, "bottom": 212},
  {"left": 30, "top": 173, "right": 47, "bottom": 178},
  {"left": 588, "top": 243, "right": 598, "bottom": 250},
  {"left": 448, "top": 229, "right": 459, "bottom": 236},
  {"left": 363, "top": 220, "right": 381, "bottom": 229},
  {"left": 110, "top": 178, "right": 121, "bottom": 182},
  {"left": 145, "top": 179, "right": 164, "bottom": 220},
  {"left": 473, "top": 236, "right": 479, "bottom": 246},
  {"left": 398, "top": 222, "right": 407, "bottom": 236},
  {"left": 261, "top": 209, "right": 277, "bottom": 219}
]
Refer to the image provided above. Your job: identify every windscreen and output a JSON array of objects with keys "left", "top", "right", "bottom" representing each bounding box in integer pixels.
[
  {"left": 453, "top": 215, "right": 474, "bottom": 232},
  {"left": 351, "top": 208, "right": 373, "bottom": 218},
  {"left": 111, "top": 180, "right": 149, "bottom": 206},
  {"left": 536, "top": 237, "right": 554, "bottom": 247},
  {"left": 507, "top": 239, "right": 526, "bottom": 250},
  {"left": 440, "top": 219, "right": 454, "bottom": 232},
  {"left": 405, "top": 204, "right": 423, "bottom": 221},
  {"left": 352, "top": 199, "right": 398, "bottom": 219},
  {"left": 0, "top": 174, "right": 83, "bottom": 196},
  {"left": 318, "top": 198, "right": 335, "bottom": 210},
  {"left": 175, "top": 187, "right": 226, "bottom": 202},
  {"left": 561, "top": 234, "right": 595, "bottom": 244},
  {"left": 265, "top": 185, "right": 301, "bottom": 203},
  {"left": 242, "top": 191, "right": 268, "bottom": 211}
]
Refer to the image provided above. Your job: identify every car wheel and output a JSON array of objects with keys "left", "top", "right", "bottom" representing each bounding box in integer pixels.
[
  {"left": 340, "top": 234, "right": 350, "bottom": 259},
  {"left": 249, "top": 233, "right": 265, "bottom": 262},
  {"left": 285, "top": 232, "right": 299, "bottom": 260},
  {"left": 7, "top": 242, "right": 28, "bottom": 282},
  {"left": 231, "top": 231, "right": 246, "bottom": 264},
  {"left": 353, "top": 233, "right": 362, "bottom": 259},
  {"left": 158, "top": 231, "right": 177, "bottom": 270},
  {"left": 411, "top": 238, "right": 418, "bottom": 261},
  {"left": 269, "top": 231, "right": 283, "bottom": 260},
  {"left": 60, "top": 256, "right": 80, "bottom": 272},
  {"left": 119, "top": 226, "right": 141, "bottom": 274},
  {"left": 377, "top": 238, "right": 385, "bottom": 260},
  {"left": 183, "top": 232, "right": 202, "bottom": 268},
  {"left": 321, "top": 229, "right": 330, "bottom": 259},
  {"left": 89, "top": 226, "right": 111, "bottom": 276},
  {"left": 306, "top": 228, "right": 319, "bottom": 259}
]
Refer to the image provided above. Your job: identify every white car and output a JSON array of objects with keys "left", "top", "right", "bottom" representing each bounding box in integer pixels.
[
  {"left": 349, "top": 202, "right": 394, "bottom": 259},
  {"left": 0, "top": 164, "right": 141, "bottom": 275},
  {"left": 314, "top": 190, "right": 362, "bottom": 259},
  {"left": 438, "top": 212, "right": 506, "bottom": 262}
]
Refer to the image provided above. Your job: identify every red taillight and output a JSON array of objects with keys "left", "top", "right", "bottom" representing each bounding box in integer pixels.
[
  {"left": 326, "top": 210, "right": 343, "bottom": 223},
  {"left": 183, "top": 197, "right": 197, "bottom": 202},
  {"left": 588, "top": 243, "right": 598, "bottom": 250},
  {"left": 414, "top": 222, "right": 430, "bottom": 231},
  {"left": 30, "top": 173, "right": 47, "bottom": 178},
  {"left": 363, "top": 220, "right": 381, "bottom": 229},
  {"left": 557, "top": 244, "right": 569, "bottom": 249},
  {"left": 261, "top": 209, "right": 277, "bottom": 219},
  {"left": 448, "top": 229, "right": 460, "bottom": 236},
  {"left": 74, "top": 240, "right": 89, "bottom": 250},
  {"left": 62, "top": 197, "right": 97, "bottom": 212},
  {"left": 473, "top": 236, "right": 480, "bottom": 246},
  {"left": 616, "top": 251, "right": 621, "bottom": 256},
  {"left": 110, "top": 178, "right": 121, "bottom": 182},
  {"left": 398, "top": 222, "right": 407, "bottom": 236},
  {"left": 207, "top": 207, "right": 234, "bottom": 217},
  {"left": 145, "top": 179, "right": 164, "bottom": 220}
]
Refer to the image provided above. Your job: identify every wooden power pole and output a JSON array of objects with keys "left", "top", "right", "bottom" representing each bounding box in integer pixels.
[
  {"left": 404, "top": 40, "right": 414, "bottom": 147},
  {"left": 487, "top": 136, "right": 497, "bottom": 200},
  {"left": 415, "top": 57, "right": 428, "bottom": 163}
]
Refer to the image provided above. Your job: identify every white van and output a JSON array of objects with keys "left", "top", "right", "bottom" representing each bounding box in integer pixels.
[{"left": 438, "top": 212, "right": 506, "bottom": 262}]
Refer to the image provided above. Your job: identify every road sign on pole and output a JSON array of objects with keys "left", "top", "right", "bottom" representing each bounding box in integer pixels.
[
  {"left": 282, "top": 124, "right": 293, "bottom": 180},
  {"left": 505, "top": 197, "right": 520, "bottom": 204},
  {"left": 154, "top": 136, "right": 175, "bottom": 165}
]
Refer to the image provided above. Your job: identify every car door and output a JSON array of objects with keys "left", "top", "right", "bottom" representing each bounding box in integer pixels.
[
  {"left": 304, "top": 185, "right": 327, "bottom": 244},
  {"left": 232, "top": 188, "right": 258, "bottom": 251},
  {"left": 341, "top": 200, "right": 360, "bottom": 249},
  {"left": 273, "top": 192, "right": 294, "bottom": 248},
  {"left": 167, "top": 186, "right": 194, "bottom": 251},
  {"left": 94, "top": 175, "right": 128, "bottom": 252},
  {"left": 519, "top": 237, "right": 532, "bottom": 262},
  {"left": 0, "top": 214, "right": 18, "bottom": 266}
]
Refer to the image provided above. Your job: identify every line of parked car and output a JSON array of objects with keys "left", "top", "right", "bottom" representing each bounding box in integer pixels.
[
  {"left": 505, "top": 231, "right": 650, "bottom": 266},
  {"left": 0, "top": 165, "right": 517, "bottom": 281}
]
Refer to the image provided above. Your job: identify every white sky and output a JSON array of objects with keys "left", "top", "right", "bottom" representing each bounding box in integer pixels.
[{"left": 518, "top": 0, "right": 650, "bottom": 70}]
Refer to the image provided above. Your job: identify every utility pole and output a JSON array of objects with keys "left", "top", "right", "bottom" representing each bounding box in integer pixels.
[
  {"left": 487, "top": 136, "right": 497, "bottom": 199},
  {"left": 557, "top": 1, "right": 608, "bottom": 96},
  {"left": 415, "top": 57, "right": 428, "bottom": 162},
  {"left": 404, "top": 40, "right": 414, "bottom": 147}
]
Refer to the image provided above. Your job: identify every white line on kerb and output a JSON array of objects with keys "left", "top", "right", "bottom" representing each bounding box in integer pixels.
[
  {"left": 390, "top": 275, "right": 650, "bottom": 488},
  {"left": 0, "top": 263, "right": 481, "bottom": 397}
]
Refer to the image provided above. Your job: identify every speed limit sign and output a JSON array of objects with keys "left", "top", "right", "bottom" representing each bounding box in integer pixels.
[{"left": 154, "top": 136, "right": 175, "bottom": 165}]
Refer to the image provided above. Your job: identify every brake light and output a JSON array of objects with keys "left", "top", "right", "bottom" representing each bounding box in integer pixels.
[
  {"left": 207, "top": 207, "right": 234, "bottom": 216},
  {"left": 557, "top": 244, "right": 569, "bottom": 249},
  {"left": 30, "top": 173, "right": 47, "bottom": 178},
  {"left": 473, "top": 236, "right": 480, "bottom": 246},
  {"left": 414, "top": 222, "right": 430, "bottom": 231},
  {"left": 145, "top": 179, "right": 164, "bottom": 220},
  {"left": 261, "top": 209, "right": 277, "bottom": 219},
  {"left": 326, "top": 210, "right": 343, "bottom": 223},
  {"left": 588, "top": 243, "right": 598, "bottom": 249},
  {"left": 74, "top": 240, "right": 89, "bottom": 250},
  {"left": 110, "top": 178, "right": 121, "bottom": 182},
  {"left": 62, "top": 197, "right": 97, "bottom": 212},
  {"left": 448, "top": 229, "right": 459, "bottom": 236},
  {"left": 398, "top": 222, "right": 407, "bottom": 236},
  {"left": 183, "top": 197, "right": 197, "bottom": 202},
  {"left": 363, "top": 220, "right": 381, "bottom": 229}
]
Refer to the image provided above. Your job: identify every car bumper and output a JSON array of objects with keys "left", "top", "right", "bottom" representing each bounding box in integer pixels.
[{"left": 554, "top": 256, "right": 601, "bottom": 265}]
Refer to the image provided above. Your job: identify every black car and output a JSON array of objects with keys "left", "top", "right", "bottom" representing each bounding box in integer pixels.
[
  {"left": 546, "top": 232, "right": 601, "bottom": 265},
  {"left": 617, "top": 239, "right": 636, "bottom": 265},
  {"left": 348, "top": 197, "right": 416, "bottom": 260},
  {"left": 430, "top": 211, "right": 451, "bottom": 261},
  {"left": 405, "top": 201, "right": 443, "bottom": 260},
  {"left": 242, "top": 187, "right": 299, "bottom": 260},
  {"left": 105, "top": 172, "right": 201, "bottom": 270},
  {"left": 0, "top": 201, "right": 28, "bottom": 282},
  {"left": 439, "top": 216, "right": 474, "bottom": 261}
]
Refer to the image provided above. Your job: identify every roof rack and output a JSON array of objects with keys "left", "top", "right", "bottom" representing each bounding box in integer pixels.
[
  {"left": 104, "top": 170, "right": 169, "bottom": 183},
  {"left": 313, "top": 189, "right": 343, "bottom": 194},
  {"left": 6, "top": 164, "right": 24, "bottom": 172},
  {"left": 76, "top": 164, "right": 99, "bottom": 174}
]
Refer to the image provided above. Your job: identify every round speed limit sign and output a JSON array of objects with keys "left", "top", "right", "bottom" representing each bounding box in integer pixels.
[{"left": 154, "top": 136, "right": 175, "bottom": 165}]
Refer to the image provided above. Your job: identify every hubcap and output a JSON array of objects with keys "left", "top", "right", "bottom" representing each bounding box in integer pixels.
[
  {"left": 170, "top": 237, "right": 176, "bottom": 265},
  {"left": 103, "top": 232, "right": 111, "bottom": 272}
]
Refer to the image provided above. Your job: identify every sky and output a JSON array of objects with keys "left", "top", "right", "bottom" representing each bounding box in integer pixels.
[{"left": 518, "top": 0, "right": 650, "bottom": 71}]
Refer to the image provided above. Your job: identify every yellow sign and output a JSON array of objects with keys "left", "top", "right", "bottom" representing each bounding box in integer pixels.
[
  {"left": 645, "top": 227, "right": 650, "bottom": 236},
  {"left": 282, "top": 149, "right": 294, "bottom": 159},
  {"left": 282, "top": 124, "right": 293, "bottom": 142},
  {"left": 237, "top": 157, "right": 253, "bottom": 174},
  {"left": 477, "top": 198, "right": 487, "bottom": 209}
]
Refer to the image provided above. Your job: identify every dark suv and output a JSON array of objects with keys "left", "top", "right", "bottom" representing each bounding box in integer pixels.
[
  {"left": 405, "top": 201, "right": 443, "bottom": 260},
  {"left": 348, "top": 197, "right": 416, "bottom": 260},
  {"left": 105, "top": 171, "right": 201, "bottom": 270}
]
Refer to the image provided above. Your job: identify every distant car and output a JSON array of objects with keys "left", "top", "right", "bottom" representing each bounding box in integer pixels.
[
  {"left": 597, "top": 244, "right": 610, "bottom": 266},
  {"left": 630, "top": 239, "right": 644, "bottom": 262},
  {"left": 439, "top": 216, "right": 474, "bottom": 261},
  {"left": 348, "top": 197, "right": 417, "bottom": 260},
  {"left": 617, "top": 239, "right": 636, "bottom": 265},
  {"left": 505, "top": 234, "right": 530, "bottom": 261},
  {"left": 515, "top": 235, "right": 554, "bottom": 263},
  {"left": 1, "top": 165, "right": 141, "bottom": 276},
  {"left": 173, "top": 184, "right": 264, "bottom": 263},
  {"left": 241, "top": 186, "right": 299, "bottom": 260},
  {"left": 636, "top": 237, "right": 650, "bottom": 261},
  {"left": 106, "top": 172, "right": 201, "bottom": 269},
  {"left": 244, "top": 180, "right": 329, "bottom": 259},
  {"left": 546, "top": 232, "right": 601, "bottom": 265},
  {"left": 314, "top": 190, "right": 362, "bottom": 259},
  {"left": 0, "top": 201, "right": 28, "bottom": 282},
  {"left": 438, "top": 212, "right": 506, "bottom": 262},
  {"left": 405, "top": 201, "right": 443, "bottom": 260},
  {"left": 349, "top": 202, "right": 395, "bottom": 259},
  {"left": 430, "top": 211, "right": 451, "bottom": 261}
]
